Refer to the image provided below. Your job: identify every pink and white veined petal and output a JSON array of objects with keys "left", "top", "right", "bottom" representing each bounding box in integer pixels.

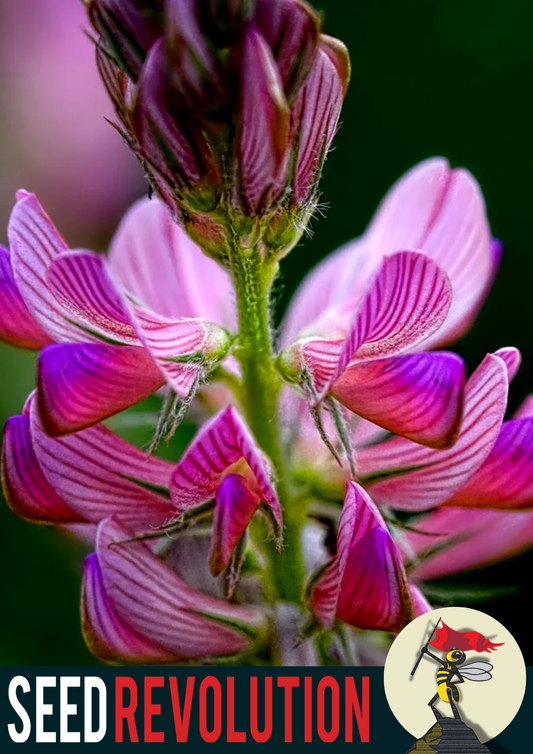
[
  {"left": 292, "top": 251, "right": 452, "bottom": 397},
  {"left": 96, "top": 517, "right": 264, "bottom": 660},
  {"left": 37, "top": 342, "right": 163, "bottom": 435},
  {"left": 237, "top": 26, "right": 289, "bottom": 215},
  {"left": 47, "top": 251, "right": 138, "bottom": 344},
  {"left": 360, "top": 158, "right": 495, "bottom": 346},
  {"left": 108, "top": 198, "right": 235, "bottom": 327},
  {"left": 405, "top": 506, "right": 533, "bottom": 581},
  {"left": 128, "top": 306, "right": 231, "bottom": 397},
  {"left": 357, "top": 353, "right": 509, "bottom": 511},
  {"left": 281, "top": 158, "right": 495, "bottom": 346},
  {"left": 291, "top": 46, "right": 344, "bottom": 206},
  {"left": 2, "top": 414, "right": 83, "bottom": 524},
  {"left": 209, "top": 473, "right": 262, "bottom": 576},
  {"left": 82, "top": 554, "right": 175, "bottom": 663},
  {"left": 331, "top": 351, "right": 465, "bottom": 448},
  {"left": 29, "top": 394, "right": 173, "bottom": 528},
  {"left": 0, "top": 246, "right": 51, "bottom": 349},
  {"left": 7, "top": 192, "right": 96, "bottom": 343},
  {"left": 170, "top": 406, "right": 282, "bottom": 527},
  {"left": 446, "top": 417, "right": 533, "bottom": 509},
  {"left": 311, "top": 482, "right": 414, "bottom": 632},
  {"left": 494, "top": 346, "right": 521, "bottom": 382}
]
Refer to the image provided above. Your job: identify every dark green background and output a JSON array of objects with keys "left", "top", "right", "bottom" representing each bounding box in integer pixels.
[{"left": 1, "top": 1, "right": 532, "bottom": 665}]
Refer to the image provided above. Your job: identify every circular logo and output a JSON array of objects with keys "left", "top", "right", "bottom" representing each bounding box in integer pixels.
[{"left": 384, "top": 606, "right": 526, "bottom": 744}]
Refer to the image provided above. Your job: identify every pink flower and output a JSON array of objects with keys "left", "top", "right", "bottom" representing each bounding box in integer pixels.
[
  {"left": 83, "top": 518, "right": 266, "bottom": 663},
  {"left": 2, "top": 192, "right": 234, "bottom": 434},
  {"left": 279, "top": 158, "right": 500, "bottom": 448},
  {"left": 3, "top": 156, "right": 530, "bottom": 665},
  {"left": 2, "top": 397, "right": 279, "bottom": 662},
  {"left": 310, "top": 482, "right": 426, "bottom": 633}
]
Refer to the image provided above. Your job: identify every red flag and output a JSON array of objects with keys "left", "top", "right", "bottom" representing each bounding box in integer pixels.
[{"left": 429, "top": 621, "right": 504, "bottom": 653}]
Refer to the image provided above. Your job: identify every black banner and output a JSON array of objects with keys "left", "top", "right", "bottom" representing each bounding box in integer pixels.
[{"left": 1, "top": 667, "right": 530, "bottom": 750}]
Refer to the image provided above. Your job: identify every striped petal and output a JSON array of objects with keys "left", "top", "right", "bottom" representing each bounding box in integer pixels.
[
  {"left": 311, "top": 482, "right": 414, "bottom": 632},
  {"left": 0, "top": 246, "right": 51, "bottom": 349},
  {"left": 128, "top": 306, "right": 231, "bottom": 397},
  {"left": 37, "top": 342, "right": 163, "bottom": 435},
  {"left": 494, "top": 346, "right": 521, "bottom": 382},
  {"left": 331, "top": 352, "right": 465, "bottom": 448},
  {"left": 406, "top": 506, "right": 533, "bottom": 580},
  {"left": 291, "top": 46, "right": 344, "bottom": 206},
  {"left": 447, "top": 417, "right": 533, "bottom": 509},
  {"left": 363, "top": 159, "right": 495, "bottom": 346},
  {"left": 108, "top": 198, "right": 235, "bottom": 327},
  {"left": 95, "top": 517, "right": 263, "bottom": 660},
  {"left": 29, "top": 395, "right": 173, "bottom": 528},
  {"left": 2, "top": 414, "right": 82, "bottom": 524},
  {"left": 47, "top": 252, "right": 137, "bottom": 344},
  {"left": 255, "top": 0, "right": 320, "bottom": 102},
  {"left": 82, "top": 554, "right": 174, "bottom": 663},
  {"left": 209, "top": 473, "right": 262, "bottom": 577},
  {"left": 358, "top": 353, "right": 509, "bottom": 511},
  {"left": 170, "top": 406, "right": 282, "bottom": 527},
  {"left": 237, "top": 27, "right": 289, "bottom": 215},
  {"left": 295, "top": 251, "right": 452, "bottom": 397},
  {"left": 281, "top": 158, "right": 494, "bottom": 346},
  {"left": 7, "top": 192, "right": 93, "bottom": 342}
]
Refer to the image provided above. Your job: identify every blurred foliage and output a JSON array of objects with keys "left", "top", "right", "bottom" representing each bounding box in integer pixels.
[{"left": 1, "top": 0, "right": 533, "bottom": 664}]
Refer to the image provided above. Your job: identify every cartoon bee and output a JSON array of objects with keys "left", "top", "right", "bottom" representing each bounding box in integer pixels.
[{"left": 420, "top": 645, "right": 493, "bottom": 710}]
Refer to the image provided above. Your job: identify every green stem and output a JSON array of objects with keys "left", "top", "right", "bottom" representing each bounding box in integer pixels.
[{"left": 231, "top": 250, "right": 305, "bottom": 604}]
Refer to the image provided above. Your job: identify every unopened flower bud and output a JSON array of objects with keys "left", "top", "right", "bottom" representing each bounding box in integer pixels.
[{"left": 88, "top": 0, "right": 350, "bottom": 261}]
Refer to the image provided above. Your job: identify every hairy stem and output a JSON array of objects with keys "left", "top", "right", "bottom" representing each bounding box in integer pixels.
[{"left": 231, "top": 249, "right": 305, "bottom": 604}]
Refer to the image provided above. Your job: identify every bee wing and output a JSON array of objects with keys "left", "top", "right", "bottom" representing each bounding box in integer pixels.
[{"left": 460, "top": 662, "right": 493, "bottom": 681}]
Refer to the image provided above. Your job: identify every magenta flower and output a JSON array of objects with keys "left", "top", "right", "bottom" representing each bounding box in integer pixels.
[
  {"left": 3, "top": 192, "right": 234, "bottom": 434},
  {"left": 2, "top": 0, "right": 531, "bottom": 665},
  {"left": 279, "top": 158, "right": 499, "bottom": 448},
  {"left": 310, "top": 482, "right": 421, "bottom": 634},
  {"left": 83, "top": 518, "right": 266, "bottom": 663}
]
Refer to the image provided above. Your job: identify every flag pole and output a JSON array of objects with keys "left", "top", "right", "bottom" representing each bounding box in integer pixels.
[{"left": 411, "top": 617, "right": 441, "bottom": 676}]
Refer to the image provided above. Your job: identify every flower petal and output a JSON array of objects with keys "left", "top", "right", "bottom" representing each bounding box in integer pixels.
[
  {"left": 331, "top": 352, "right": 465, "bottom": 448},
  {"left": 7, "top": 192, "right": 93, "bottom": 342},
  {"left": 171, "top": 406, "right": 282, "bottom": 526},
  {"left": 108, "top": 198, "right": 235, "bottom": 327},
  {"left": 30, "top": 401, "right": 172, "bottom": 533},
  {"left": 47, "top": 251, "right": 137, "bottom": 343},
  {"left": 29, "top": 395, "right": 173, "bottom": 528},
  {"left": 311, "top": 482, "right": 414, "bottom": 632},
  {"left": 406, "top": 506, "right": 533, "bottom": 580},
  {"left": 210, "top": 473, "right": 262, "bottom": 576},
  {"left": 291, "top": 46, "right": 344, "bottom": 206},
  {"left": 2, "top": 414, "right": 82, "bottom": 524},
  {"left": 281, "top": 158, "right": 494, "bottom": 346},
  {"left": 358, "top": 353, "right": 509, "bottom": 511},
  {"left": 127, "top": 306, "right": 230, "bottom": 397},
  {"left": 255, "top": 0, "right": 320, "bottom": 101},
  {"left": 0, "top": 246, "right": 51, "bottom": 349},
  {"left": 96, "top": 517, "right": 263, "bottom": 659},
  {"left": 37, "top": 342, "right": 163, "bottom": 435},
  {"left": 447, "top": 417, "right": 533, "bottom": 509},
  {"left": 358, "top": 158, "right": 495, "bottom": 345},
  {"left": 237, "top": 27, "right": 289, "bottom": 215},
  {"left": 82, "top": 554, "right": 174, "bottom": 663},
  {"left": 297, "top": 251, "right": 452, "bottom": 397}
]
